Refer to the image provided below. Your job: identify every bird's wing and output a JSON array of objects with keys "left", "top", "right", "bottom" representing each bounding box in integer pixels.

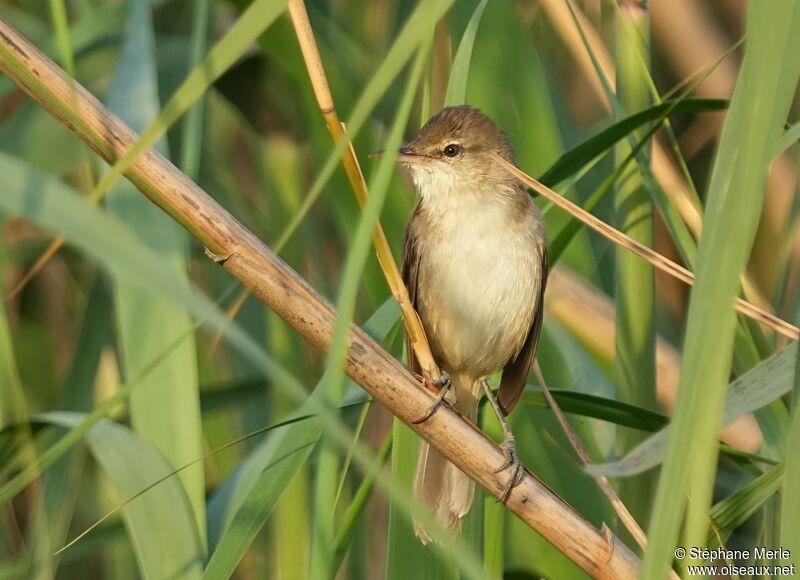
[
  {"left": 498, "top": 244, "right": 548, "bottom": 415},
  {"left": 402, "top": 205, "right": 422, "bottom": 375}
]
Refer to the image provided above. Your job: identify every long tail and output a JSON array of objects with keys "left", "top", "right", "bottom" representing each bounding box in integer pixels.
[{"left": 413, "top": 373, "right": 479, "bottom": 544}]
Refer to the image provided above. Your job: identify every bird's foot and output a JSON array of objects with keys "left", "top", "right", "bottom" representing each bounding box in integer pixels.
[
  {"left": 495, "top": 432, "right": 524, "bottom": 503},
  {"left": 412, "top": 370, "right": 455, "bottom": 424}
]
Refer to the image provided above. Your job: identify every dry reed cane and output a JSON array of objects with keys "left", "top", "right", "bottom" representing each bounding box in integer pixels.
[{"left": 287, "top": 0, "right": 443, "bottom": 384}]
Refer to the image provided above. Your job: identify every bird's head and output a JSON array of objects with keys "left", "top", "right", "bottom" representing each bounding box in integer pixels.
[{"left": 396, "top": 105, "right": 519, "bottom": 199}]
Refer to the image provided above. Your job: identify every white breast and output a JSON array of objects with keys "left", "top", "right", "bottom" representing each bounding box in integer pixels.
[{"left": 414, "top": 191, "right": 545, "bottom": 378}]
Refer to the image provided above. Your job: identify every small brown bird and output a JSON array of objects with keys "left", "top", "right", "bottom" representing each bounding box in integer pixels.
[{"left": 397, "top": 105, "right": 547, "bottom": 542}]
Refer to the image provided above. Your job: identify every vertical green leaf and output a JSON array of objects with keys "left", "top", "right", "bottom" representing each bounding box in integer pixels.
[
  {"left": 0, "top": 226, "right": 48, "bottom": 576},
  {"left": 104, "top": 0, "right": 204, "bottom": 548},
  {"left": 42, "top": 279, "right": 113, "bottom": 574},
  {"left": 178, "top": 0, "right": 211, "bottom": 181},
  {"left": 385, "top": 421, "right": 457, "bottom": 580},
  {"left": 443, "top": 0, "right": 488, "bottom": 107},
  {"left": 642, "top": 2, "right": 800, "bottom": 576},
  {"left": 613, "top": 0, "right": 656, "bottom": 529},
  {"left": 309, "top": 36, "right": 430, "bottom": 579},
  {"left": 384, "top": 41, "right": 457, "bottom": 579},
  {"left": 481, "top": 405, "right": 505, "bottom": 578},
  {"left": 781, "top": 336, "right": 800, "bottom": 567}
]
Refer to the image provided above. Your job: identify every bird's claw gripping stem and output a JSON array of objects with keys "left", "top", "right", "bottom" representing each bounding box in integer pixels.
[
  {"left": 412, "top": 370, "right": 454, "bottom": 424},
  {"left": 495, "top": 432, "right": 524, "bottom": 504},
  {"left": 480, "top": 379, "right": 524, "bottom": 503}
]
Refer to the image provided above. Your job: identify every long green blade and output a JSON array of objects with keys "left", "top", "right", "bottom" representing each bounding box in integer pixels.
[
  {"left": 641, "top": 3, "right": 800, "bottom": 576},
  {"left": 104, "top": 0, "right": 204, "bottom": 548}
]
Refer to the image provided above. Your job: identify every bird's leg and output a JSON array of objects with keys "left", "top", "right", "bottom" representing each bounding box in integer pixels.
[
  {"left": 481, "top": 379, "right": 524, "bottom": 503},
  {"left": 411, "top": 369, "right": 454, "bottom": 424}
]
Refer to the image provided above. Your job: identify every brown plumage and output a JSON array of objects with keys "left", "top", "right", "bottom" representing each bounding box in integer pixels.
[{"left": 397, "top": 105, "right": 547, "bottom": 542}]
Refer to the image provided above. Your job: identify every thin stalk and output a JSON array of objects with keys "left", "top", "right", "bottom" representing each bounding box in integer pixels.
[
  {"left": 614, "top": 0, "right": 657, "bottom": 529},
  {"left": 332, "top": 432, "right": 393, "bottom": 572},
  {"left": 286, "top": 0, "right": 443, "bottom": 383},
  {"left": 532, "top": 364, "right": 656, "bottom": 558},
  {"left": 270, "top": 308, "right": 311, "bottom": 578},
  {"left": 179, "top": 0, "right": 210, "bottom": 180},
  {"left": 491, "top": 154, "right": 800, "bottom": 341}
]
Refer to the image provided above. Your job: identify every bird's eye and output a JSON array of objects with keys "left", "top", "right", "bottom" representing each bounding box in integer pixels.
[{"left": 443, "top": 143, "right": 461, "bottom": 157}]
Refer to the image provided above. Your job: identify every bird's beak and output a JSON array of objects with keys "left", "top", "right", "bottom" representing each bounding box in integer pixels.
[
  {"left": 369, "top": 146, "right": 427, "bottom": 164},
  {"left": 396, "top": 146, "right": 426, "bottom": 164}
]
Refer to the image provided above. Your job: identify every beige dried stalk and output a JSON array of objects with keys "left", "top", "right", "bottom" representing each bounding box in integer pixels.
[
  {"left": 286, "top": 0, "right": 443, "bottom": 383},
  {"left": 532, "top": 363, "right": 649, "bottom": 551},
  {"left": 537, "top": 0, "right": 778, "bottom": 324},
  {"left": 0, "top": 18, "right": 641, "bottom": 579},
  {"left": 492, "top": 153, "right": 800, "bottom": 341}
]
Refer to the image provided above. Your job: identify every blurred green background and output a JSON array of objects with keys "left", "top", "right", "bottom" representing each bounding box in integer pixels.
[{"left": 0, "top": 0, "right": 799, "bottom": 578}]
